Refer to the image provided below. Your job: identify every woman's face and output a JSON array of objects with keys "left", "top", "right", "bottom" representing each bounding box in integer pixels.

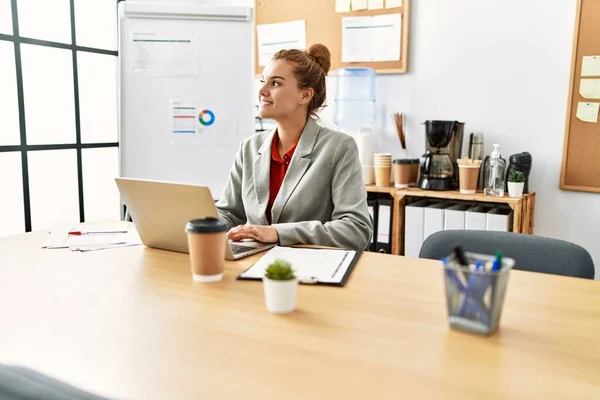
[{"left": 258, "top": 59, "right": 311, "bottom": 121}]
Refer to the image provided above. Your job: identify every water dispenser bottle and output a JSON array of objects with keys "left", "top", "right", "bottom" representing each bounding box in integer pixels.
[{"left": 333, "top": 67, "right": 376, "bottom": 132}]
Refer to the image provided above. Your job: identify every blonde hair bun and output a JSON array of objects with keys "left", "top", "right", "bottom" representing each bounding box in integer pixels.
[{"left": 306, "top": 44, "right": 331, "bottom": 74}]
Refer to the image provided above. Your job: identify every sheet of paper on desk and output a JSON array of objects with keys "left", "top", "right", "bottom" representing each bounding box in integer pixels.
[
  {"left": 341, "top": 14, "right": 401, "bottom": 62},
  {"left": 240, "top": 246, "right": 356, "bottom": 284},
  {"left": 44, "top": 224, "right": 142, "bottom": 251},
  {"left": 256, "top": 20, "right": 306, "bottom": 67}
]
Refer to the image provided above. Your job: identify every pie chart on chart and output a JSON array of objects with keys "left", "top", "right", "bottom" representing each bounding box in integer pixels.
[{"left": 199, "top": 109, "right": 215, "bottom": 126}]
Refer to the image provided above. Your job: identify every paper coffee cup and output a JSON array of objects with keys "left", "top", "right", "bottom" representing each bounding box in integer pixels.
[
  {"left": 185, "top": 217, "right": 228, "bottom": 282},
  {"left": 392, "top": 159, "right": 412, "bottom": 188},
  {"left": 458, "top": 165, "right": 480, "bottom": 194},
  {"left": 374, "top": 165, "right": 391, "bottom": 187}
]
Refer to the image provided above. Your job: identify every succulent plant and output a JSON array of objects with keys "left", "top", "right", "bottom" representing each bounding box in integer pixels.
[
  {"left": 265, "top": 259, "right": 295, "bottom": 280},
  {"left": 508, "top": 170, "right": 524, "bottom": 183}
]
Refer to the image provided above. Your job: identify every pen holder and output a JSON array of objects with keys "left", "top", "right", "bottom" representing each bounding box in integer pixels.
[{"left": 442, "top": 251, "right": 514, "bottom": 335}]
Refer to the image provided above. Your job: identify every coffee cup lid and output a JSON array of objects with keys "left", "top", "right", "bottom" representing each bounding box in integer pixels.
[
  {"left": 393, "top": 158, "right": 420, "bottom": 164},
  {"left": 185, "top": 217, "right": 228, "bottom": 233}
]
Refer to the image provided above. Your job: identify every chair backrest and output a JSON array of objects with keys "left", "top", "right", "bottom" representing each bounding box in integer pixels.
[{"left": 419, "top": 230, "right": 595, "bottom": 279}]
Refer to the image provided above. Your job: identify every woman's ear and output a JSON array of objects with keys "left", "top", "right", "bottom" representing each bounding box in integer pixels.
[{"left": 299, "top": 87, "right": 315, "bottom": 105}]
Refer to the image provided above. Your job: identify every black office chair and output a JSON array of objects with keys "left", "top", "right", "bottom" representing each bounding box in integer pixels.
[
  {"left": 0, "top": 364, "right": 112, "bottom": 400},
  {"left": 419, "top": 230, "right": 595, "bottom": 279}
]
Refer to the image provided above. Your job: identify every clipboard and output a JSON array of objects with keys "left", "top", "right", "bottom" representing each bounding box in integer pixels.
[{"left": 237, "top": 246, "right": 363, "bottom": 287}]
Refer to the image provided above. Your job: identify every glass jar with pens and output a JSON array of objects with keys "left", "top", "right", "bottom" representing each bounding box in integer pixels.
[{"left": 442, "top": 247, "right": 515, "bottom": 335}]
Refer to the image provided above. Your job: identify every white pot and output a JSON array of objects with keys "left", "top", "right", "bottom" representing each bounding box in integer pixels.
[
  {"left": 263, "top": 277, "right": 298, "bottom": 313},
  {"left": 507, "top": 182, "right": 524, "bottom": 198}
]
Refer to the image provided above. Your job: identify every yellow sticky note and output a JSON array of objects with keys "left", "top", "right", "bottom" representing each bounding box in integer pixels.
[
  {"left": 385, "top": 0, "right": 403, "bottom": 8},
  {"left": 368, "top": 0, "right": 384, "bottom": 10},
  {"left": 351, "top": 0, "right": 368, "bottom": 11},
  {"left": 582, "top": 56, "right": 600, "bottom": 77},
  {"left": 335, "top": 0, "right": 351, "bottom": 12},
  {"left": 576, "top": 102, "right": 600, "bottom": 123},
  {"left": 579, "top": 79, "right": 600, "bottom": 99}
]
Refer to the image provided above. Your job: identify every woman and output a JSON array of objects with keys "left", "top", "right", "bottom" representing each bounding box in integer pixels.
[{"left": 216, "top": 44, "right": 372, "bottom": 251}]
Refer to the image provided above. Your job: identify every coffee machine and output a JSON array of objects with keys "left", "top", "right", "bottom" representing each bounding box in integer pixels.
[{"left": 418, "top": 120, "right": 465, "bottom": 190}]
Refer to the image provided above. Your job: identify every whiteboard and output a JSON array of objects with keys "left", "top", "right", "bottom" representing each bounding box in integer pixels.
[{"left": 117, "top": 2, "right": 254, "bottom": 198}]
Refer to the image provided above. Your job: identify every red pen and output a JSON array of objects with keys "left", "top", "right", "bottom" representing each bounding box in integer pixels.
[{"left": 68, "top": 231, "right": 127, "bottom": 235}]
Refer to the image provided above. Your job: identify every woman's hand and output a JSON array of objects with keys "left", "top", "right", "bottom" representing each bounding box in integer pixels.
[{"left": 227, "top": 224, "right": 279, "bottom": 243}]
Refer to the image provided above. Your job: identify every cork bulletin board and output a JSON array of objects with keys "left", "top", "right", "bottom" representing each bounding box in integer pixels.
[
  {"left": 560, "top": 0, "right": 600, "bottom": 193},
  {"left": 253, "top": 0, "right": 410, "bottom": 75}
]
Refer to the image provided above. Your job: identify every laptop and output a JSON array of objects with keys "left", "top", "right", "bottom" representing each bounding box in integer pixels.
[{"left": 114, "top": 177, "right": 275, "bottom": 260}]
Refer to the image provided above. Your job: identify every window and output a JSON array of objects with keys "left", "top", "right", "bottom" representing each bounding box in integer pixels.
[
  {"left": 0, "top": 0, "right": 12, "bottom": 34},
  {"left": 0, "top": 40, "right": 20, "bottom": 146},
  {"left": 78, "top": 52, "right": 118, "bottom": 143},
  {"left": 0, "top": 1, "right": 120, "bottom": 236},
  {"left": 74, "top": 0, "right": 117, "bottom": 51},
  {"left": 18, "top": 0, "right": 71, "bottom": 44},
  {"left": 28, "top": 149, "right": 80, "bottom": 230},
  {"left": 21, "top": 44, "right": 76, "bottom": 145},
  {"left": 0, "top": 152, "right": 24, "bottom": 236}
]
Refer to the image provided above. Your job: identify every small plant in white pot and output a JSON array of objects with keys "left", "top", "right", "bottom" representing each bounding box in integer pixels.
[
  {"left": 263, "top": 259, "right": 298, "bottom": 314},
  {"left": 507, "top": 171, "right": 525, "bottom": 198}
]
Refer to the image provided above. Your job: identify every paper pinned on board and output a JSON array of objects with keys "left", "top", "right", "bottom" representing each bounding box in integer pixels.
[
  {"left": 368, "top": 0, "right": 384, "bottom": 10},
  {"left": 385, "top": 0, "right": 403, "bottom": 8},
  {"left": 130, "top": 31, "right": 198, "bottom": 77},
  {"left": 335, "top": 0, "right": 352, "bottom": 12},
  {"left": 579, "top": 79, "right": 600, "bottom": 99},
  {"left": 341, "top": 13, "right": 402, "bottom": 62},
  {"left": 582, "top": 56, "right": 600, "bottom": 77},
  {"left": 351, "top": 0, "right": 368, "bottom": 11},
  {"left": 576, "top": 101, "right": 600, "bottom": 123},
  {"left": 256, "top": 20, "right": 306, "bottom": 67}
]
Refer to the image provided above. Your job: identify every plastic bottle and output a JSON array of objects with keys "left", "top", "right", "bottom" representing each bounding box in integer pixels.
[
  {"left": 333, "top": 67, "right": 376, "bottom": 133},
  {"left": 484, "top": 144, "right": 506, "bottom": 197}
]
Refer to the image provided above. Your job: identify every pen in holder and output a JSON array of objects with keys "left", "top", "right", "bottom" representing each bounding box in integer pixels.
[{"left": 442, "top": 249, "right": 514, "bottom": 335}]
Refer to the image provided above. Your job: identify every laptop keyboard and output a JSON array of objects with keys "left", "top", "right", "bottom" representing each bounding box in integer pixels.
[{"left": 230, "top": 243, "right": 260, "bottom": 255}]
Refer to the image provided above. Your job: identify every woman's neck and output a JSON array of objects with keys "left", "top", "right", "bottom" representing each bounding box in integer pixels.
[{"left": 275, "top": 112, "right": 308, "bottom": 156}]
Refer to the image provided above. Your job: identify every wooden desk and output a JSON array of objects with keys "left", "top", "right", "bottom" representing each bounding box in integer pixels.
[{"left": 0, "top": 232, "right": 599, "bottom": 399}]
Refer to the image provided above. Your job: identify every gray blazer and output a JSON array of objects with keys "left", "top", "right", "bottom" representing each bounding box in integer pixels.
[{"left": 216, "top": 118, "right": 373, "bottom": 250}]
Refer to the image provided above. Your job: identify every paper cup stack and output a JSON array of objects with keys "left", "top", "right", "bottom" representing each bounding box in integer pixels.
[{"left": 374, "top": 153, "right": 392, "bottom": 187}]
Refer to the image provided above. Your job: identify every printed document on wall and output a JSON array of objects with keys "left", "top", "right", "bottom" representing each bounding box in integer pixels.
[
  {"left": 130, "top": 31, "right": 198, "bottom": 77},
  {"left": 256, "top": 20, "right": 306, "bottom": 67},
  {"left": 576, "top": 102, "right": 599, "bottom": 123},
  {"left": 579, "top": 79, "right": 600, "bottom": 99},
  {"left": 341, "top": 14, "right": 401, "bottom": 62},
  {"left": 581, "top": 56, "right": 600, "bottom": 77}
]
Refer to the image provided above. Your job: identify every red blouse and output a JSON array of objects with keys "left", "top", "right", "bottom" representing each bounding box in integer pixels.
[{"left": 266, "top": 135, "right": 298, "bottom": 224}]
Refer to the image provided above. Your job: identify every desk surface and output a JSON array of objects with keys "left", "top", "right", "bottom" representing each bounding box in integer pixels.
[{"left": 0, "top": 232, "right": 599, "bottom": 399}]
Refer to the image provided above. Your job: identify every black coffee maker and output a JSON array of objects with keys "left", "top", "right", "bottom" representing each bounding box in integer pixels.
[{"left": 418, "top": 120, "right": 465, "bottom": 190}]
